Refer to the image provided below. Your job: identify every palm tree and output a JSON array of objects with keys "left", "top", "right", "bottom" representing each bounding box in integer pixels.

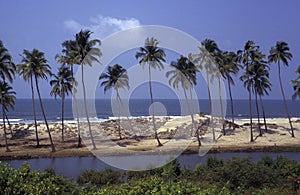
[
  {"left": 213, "top": 52, "right": 227, "bottom": 136},
  {"left": 189, "top": 39, "right": 220, "bottom": 141},
  {"left": 291, "top": 65, "right": 300, "bottom": 100},
  {"left": 56, "top": 39, "right": 82, "bottom": 147},
  {"left": 74, "top": 29, "right": 101, "bottom": 150},
  {"left": 249, "top": 50, "right": 269, "bottom": 136},
  {"left": 218, "top": 51, "right": 241, "bottom": 131},
  {"left": 50, "top": 66, "right": 75, "bottom": 142},
  {"left": 18, "top": 49, "right": 56, "bottom": 152},
  {"left": 0, "top": 40, "right": 16, "bottom": 147},
  {"left": 0, "top": 41, "right": 15, "bottom": 82},
  {"left": 0, "top": 81, "right": 16, "bottom": 152},
  {"left": 252, "top": 51, "right": 271, "bottom": 133},
  {"left": 268, "top": 41, "right": 294, "bottom": 137},
  {"left": 2, "top": 89, "right": 17, "bottom": 138},
  {"left": 240, "top": 41, "right": 258, "bottom": 142},
  {"left": 201, "top": 39, "right": 221, "bottom": 116},
  {"left": 99, "top": 64, "right": 129, "bottom": 140},
  {"left": 135, "top": 37, "right": 166, "bottom": 147},
  {"left": 166, "top": 55, "right": 201, "bottom": 147}
]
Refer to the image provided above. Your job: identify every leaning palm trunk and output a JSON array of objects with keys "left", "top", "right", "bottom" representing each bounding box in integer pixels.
[
  {"left": 116, "top": 90, "right": 122, "bottom": 140},
  {"left": 249, "top": 89, "right": 254, "bottom": 142},
  {"left": 70, "top": 67, "right": 82, "bottom": 147},
  {"left": 61, "top": 92, "right": 65, "bottom": 142},
  {"left": 218, "top": 78, "right": 225, "bottom": 135},
  {"left": 35, "top": 76, "right": 56, "bottom": 152},
  {"left": 31, "top": 75, "right": 39, "bottom": 147},
  {"left": 278, "top": 62, "right": 294, "bottom": 137},
  {"left": 5, "top": 113, "right": 13, "bottom": 139},
  {"left": 185, "top": 87, "right": 201, "bottom": 147},
  {"left": 81, "top": 65, "right": 96, "bottom": 149},
  {"left": 148, "top": 65, "right": 162, "bottom": 146},
  {"left": 73, "top": 95, "right": 82, "bottom": 147},
  {"left": 227, "top": 78, "right": 235, "bottom": 130},
  {"left": 254, "top": 89, "right": 262, "bottom": 136},
  {"left": 1, "top": 92, "right": 10, "bottom": 152},
  {"left": 207, "top": 74, "right": 215, "bottom": 141},
  {"left": 259, "top": 94, "right": 268, "bottom": 132}
]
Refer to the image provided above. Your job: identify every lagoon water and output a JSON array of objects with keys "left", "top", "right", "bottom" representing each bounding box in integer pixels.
[{"left": 3, "top": 152, "right": 300, "bottom": 180}]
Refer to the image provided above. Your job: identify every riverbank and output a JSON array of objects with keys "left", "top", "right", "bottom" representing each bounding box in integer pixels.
[{"left": 1, "top": 115, "right": 300, "bottom": 160}]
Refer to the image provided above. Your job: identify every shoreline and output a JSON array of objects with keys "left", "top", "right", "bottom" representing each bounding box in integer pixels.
[
  {"left": 1, "top": 115, "right": 300, "bottom": 161},
  {"left": 2, "top": 144, "right": 300, "bottom": 161}
]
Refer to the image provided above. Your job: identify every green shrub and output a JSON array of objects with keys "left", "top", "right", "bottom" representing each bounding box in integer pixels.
[{"left": 77, "top": 168, "right": 122, "bottom": 187}]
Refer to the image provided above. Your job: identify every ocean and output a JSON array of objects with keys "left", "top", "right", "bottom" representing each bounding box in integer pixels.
[{"left": 2, "top": 99, "right": 300, "bottom": 124}]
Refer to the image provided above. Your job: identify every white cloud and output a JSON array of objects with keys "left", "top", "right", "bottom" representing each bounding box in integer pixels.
[
  {"left": 64, "top": 15, "right": 141, "bottom": 39},
  {"left": 64, "top": 20, "right": 82, "bottom": 32}
]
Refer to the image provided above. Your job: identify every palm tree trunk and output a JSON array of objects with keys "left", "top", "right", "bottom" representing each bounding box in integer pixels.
[
  {"left": 70, "top": 66, "right": 82, "bottom": 147},
  {"left": 1, "top": 92, "right": 10, "bottom": 152},
  {"left": 5, "top": 113, "right": 13, "bottom": 139},
  {"left": 278, "top": 62, "right": 294, "bottom": 137},
  {"left": 255, "top": 89, "right": 262, "bottom": 136},
  {"left": 81, "top": 65, "right": 96, "bottom": 149},
  {"left": 35, "top": 76, "right": 56, "bottom": 152},
  {"left": 61, "top": 92, "right": 65, "bottom": 142},
  {"left": 187, "top": 87, "right": 201, "bottom": 147},
  {"left": 30, "top": 75, "right": 39, "bottom": 147},
  {"left": 259, "top": 94, "right": 268, "bottom": 132},
  {"left": 218, "top": 78, "right": 225, "bottom": 135},
  {"left": 116, "top": 90, "right": 122, "bottom": 140},
  {"left": 207, "top": 74, "right": 215, "bottom": 141},
  {"left": 184, "top": 88, "right": 194, "bottom": 136},
  {"left": 148, "top": 65, "right": 162, "bottom": 146},
  {"left": 227, "top": 78, "right": 235, "bottom": 130},
  {"left": 249, "top": 89, "right": 254, "bottom": 142}
]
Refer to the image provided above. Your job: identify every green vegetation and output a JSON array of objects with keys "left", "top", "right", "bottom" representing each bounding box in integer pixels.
[{"left": 1, "top": 156, "right": 300, "bottom": 194}]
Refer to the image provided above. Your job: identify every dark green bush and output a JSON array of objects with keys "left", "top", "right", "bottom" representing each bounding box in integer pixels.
[{"left": 77, "top": 168, "right": 122, "bottom": 187}]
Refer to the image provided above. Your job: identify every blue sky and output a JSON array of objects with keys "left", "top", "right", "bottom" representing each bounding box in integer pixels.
[{"left": 0, "top": 0, "right": 300, "bottom": 100}]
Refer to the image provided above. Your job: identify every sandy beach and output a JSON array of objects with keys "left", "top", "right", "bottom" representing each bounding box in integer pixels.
[{"left": 0, "top": 115, "right": 300, "bottom": 160}]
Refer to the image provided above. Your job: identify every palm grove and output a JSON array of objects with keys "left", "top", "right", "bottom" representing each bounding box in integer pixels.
[{"left": 0, "top": 30, "right": 300, "bottom": 152}]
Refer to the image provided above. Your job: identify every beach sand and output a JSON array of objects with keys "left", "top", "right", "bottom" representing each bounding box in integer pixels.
[{"left": 0, "top": 115, "right": 300, "bottom": 159}]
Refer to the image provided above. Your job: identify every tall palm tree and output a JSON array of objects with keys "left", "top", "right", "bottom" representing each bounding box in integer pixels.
[
  {"left": 291, "top": 65, "right": 300, "bottom": 100},
  {"left": 268, "top": 41, "right": 294, "bottom": 137},
  {"left": 0, "top": 40, "right": 16, "bottom": 147},
  {"left": 56, "top": 39, "right": 82, "bottom": 146},
  {"left": 248, "top": 50, "right": 269, "bottom": 136},
  {"left": 74, "top": 29, "right": 101, "bottom": 150},
  {"left": 240, "top": 41, "right": 258, "bottom": 142},
  {"left": 0, "top": 81, "right": 16, "bottom": 152},
  {"left": 135, "top": 37, "right": 166, "bottom": 147},
  {"left": 17, "top": 63, "right": 39, "bottom": 146},
  {"left": 201, "top": 39, "right": 221, "bottom": 116},
  {"left": 252, "top": 51, "right": 271, "bottom": 133},
  {"left": 166, "top": 55, "right": 201, "bottom": 147},
  {"left": 18, "top": 49, "right": 56, "bottom": 152},
  {"left": 189, "top": 39, "right": 220, "bottom": 141},
  {"left": 219, "top": 51, "right": 241, "bottom": 130},
  {"left": 214, "top": 52, "right": 227, "bottom": 136},
  {"left": 99, "top": 64, "right": 129, "bottom": 140},
  {"left": 50, "top": 66, "right": 75, "bottom": 142}
]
